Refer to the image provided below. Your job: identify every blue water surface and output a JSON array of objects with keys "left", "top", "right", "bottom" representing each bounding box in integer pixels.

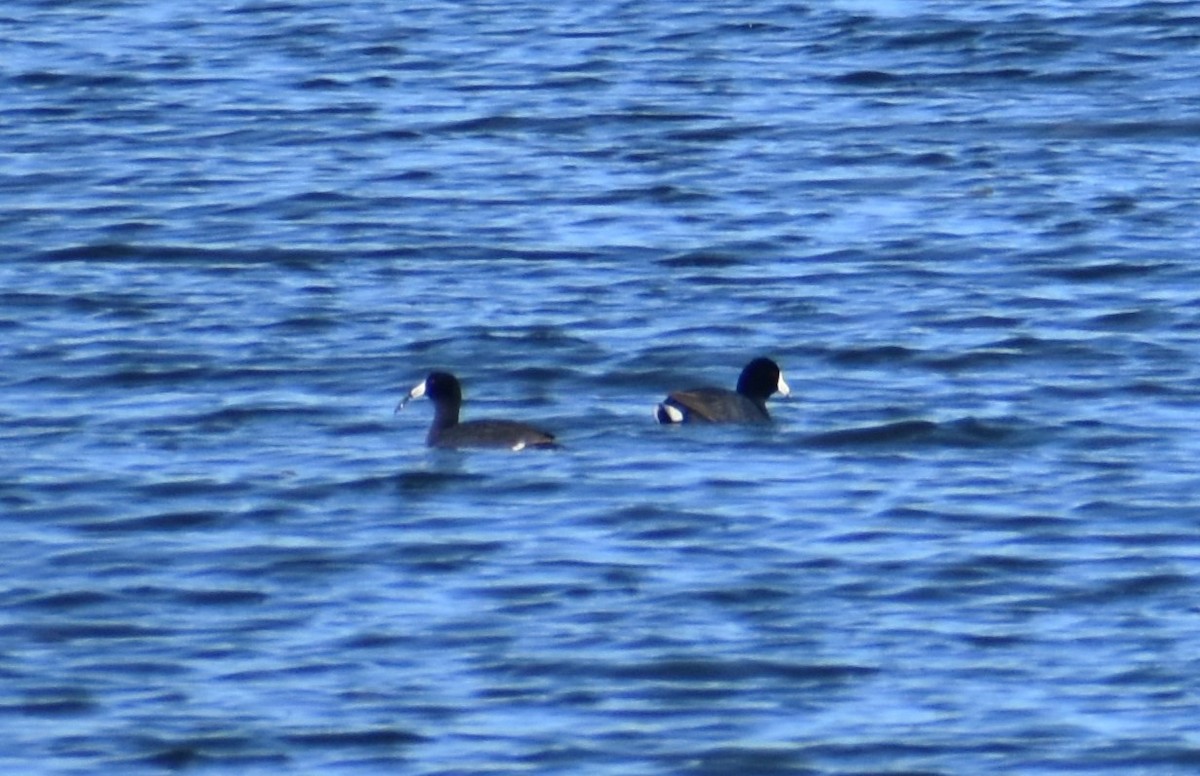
[{"left": 4, "top": 1, "right": 1200, "bottom": 773}]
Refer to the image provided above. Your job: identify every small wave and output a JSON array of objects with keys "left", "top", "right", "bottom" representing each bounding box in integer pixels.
[
  {"left": 13, "top": 590, "right": 115, "bottom": 611},
  {"left": 74, "top": 510, "right": 226, "bottom": 534},
  {"left": 831, "top": 69, "right": 902, "bottom": 87},
  {"left": 30, "top": 242, "right": 344, "bottom": 266},
  {"left": 134, "top": 738, "right": 288, "bottom": 771},
  {"left": 827, "top": 345, "right": 919, "bottom": 366},
  {"left": 392, "top": 469, "right": 489, "bottom": 493},
  {"left": 806, "top": 417, "right": 1026, "bottom": 448},
  {"left": 608, "top": 656, "right": 877, "bottom": 685},
  {"left": 1037, "top": 260, "right": 1168, "bottom": 282},
  {"left": 657, "top": 250, "right": 745, "bottom": 268},
  {"left": 281, "top": 727, "right": 427, "bottom": 748},
  {"left": 807, "top": 419, "right": 938, "bottom": 447},
  {"left": 3, "top": 689, "right": 97, "bottom": 718}
]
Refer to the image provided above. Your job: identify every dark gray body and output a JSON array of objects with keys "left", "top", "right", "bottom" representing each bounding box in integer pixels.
[{"left": 427, "top": 418, "right": 557, "bottom": 450}]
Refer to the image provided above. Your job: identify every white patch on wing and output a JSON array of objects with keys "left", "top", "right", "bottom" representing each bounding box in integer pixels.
[
  {"left": 657, "top": 402, "right": 684, "bottom": 423},
  {"left": 511, "top": 440, "right": 527, "bottom": 451}
]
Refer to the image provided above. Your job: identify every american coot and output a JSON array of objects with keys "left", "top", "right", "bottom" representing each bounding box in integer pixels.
[
  {"left": 397, "top": 371, "right": 559, "bottom": 450},
  {"left": 654, "top": 357, "right": 790, "bottom": 424}
]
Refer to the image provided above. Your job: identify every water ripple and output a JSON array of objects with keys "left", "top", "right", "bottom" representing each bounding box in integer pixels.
[{"left": 4, "top": 1, "right": 1200, "bottom": 774}]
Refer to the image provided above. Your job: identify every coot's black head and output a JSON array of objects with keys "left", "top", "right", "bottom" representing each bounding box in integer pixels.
[
  {"left": 395, "top": 371, "right": 463, "bottom": 415},
  {"left": 736, "top": 358, "right": 790, "bottom": 401},
  {"left": 417, "top": 371, "right": 462, "bottom": 404}
]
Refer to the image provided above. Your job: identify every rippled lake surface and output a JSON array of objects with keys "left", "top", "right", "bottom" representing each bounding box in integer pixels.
[{"left": 5, "top": 1, "right": 1200, "bottom": 773}]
